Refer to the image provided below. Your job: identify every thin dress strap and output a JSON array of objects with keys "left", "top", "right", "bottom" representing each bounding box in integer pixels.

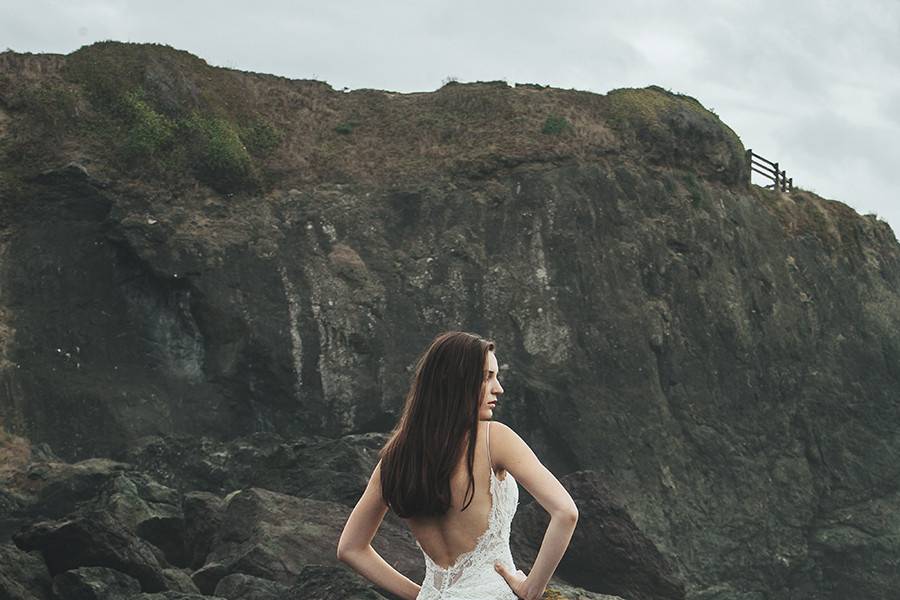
[{"left": 486, "top": 421, "right": 493, "bottom": 474}]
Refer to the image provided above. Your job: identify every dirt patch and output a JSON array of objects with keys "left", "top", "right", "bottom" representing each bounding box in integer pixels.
[{"left": 0, "top": 427, "right": 31, "bottom": 480}]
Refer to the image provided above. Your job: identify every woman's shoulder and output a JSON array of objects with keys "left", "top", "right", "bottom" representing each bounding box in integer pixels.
[
  {"left": 487, "top": 419, "right": 515, "bottom": 436},
  {"left": 483, "top": 419, "right": 515, "bottom": 440},
  {"left": 485, "top": 420, "right": 523, "bottom": 467}
]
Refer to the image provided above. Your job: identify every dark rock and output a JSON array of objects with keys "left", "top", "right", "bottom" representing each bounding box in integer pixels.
[
  {"left": 12, "top": 511, "right": 169, "bottom": 592},
  {"left": 4, "top": 457, "right": 188, "bottom": 567},
  {"left": 99, "top": 474, "right": 185, "bottom": 567},
  {"left": 159, "top": 568, "right": 199, "bottom": 594},
  {"left": 32, "top": 162, "right": 90, "bottom": 184},
  {"left": 0, "top": 488, "right": 28, "bottom": 543},
  {"left": 192, "top": 487, "right": 418, "bottom": 592},
  {"left": 689, "top": 585, "right": 768, "bottom": 600},
  {"left": 130, "top": 594, "right": 227, "bottom": 600},
  {"left": 545, "top": 579, "right": 628, "bottom": 599},
  {"left": 12, "top": 459, "right": 130, "bottom": 522},
  {"left": 181, "top": 492, "right": 224, "bottom": 570},
  {"left": 187, "top": 562, "right": 227, "bottom": 596},
  {"left": 213, "top": 572, "right": 290, "bottom": 600},
  {"left": 807, "top": 491, "right": 900, "bottom": 599},
  {"left": 512, "top": 471, "right": 685, "bottom": 600},
  {"left": 50, "top": 566, "right": 140, "bottom": 599},
  {"left": 0, "top": 542, "right": 53, "bottom": 600},
  {"left": 126, "top": 431, "right": 388, "bottom": 504},
  {"left": 287, "top": 564, "right": 389, "bottom": 599},
  {"left": 29, "top": 444, "right": 60, "bottom": 463}
]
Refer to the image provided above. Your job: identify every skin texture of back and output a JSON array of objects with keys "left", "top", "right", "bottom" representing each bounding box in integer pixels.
[{"left": 403, "top": 419, "right": 506, "bottom": 569}]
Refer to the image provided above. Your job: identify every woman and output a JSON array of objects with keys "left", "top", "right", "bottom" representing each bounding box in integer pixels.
[{"left": 337, "top": 331, "right": 578, "bottom": 599}]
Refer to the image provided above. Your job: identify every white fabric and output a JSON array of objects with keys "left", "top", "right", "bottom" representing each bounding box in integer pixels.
[{"left": 415, "top": 423, "right": 520, "bottom": 599}]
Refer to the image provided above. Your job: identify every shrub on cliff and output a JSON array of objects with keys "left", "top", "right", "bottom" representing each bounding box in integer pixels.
[
  {"left": 240, "top": 120, "right": 284, "bottom": 156},
  {"left": 183, "top": 113, "right": 257, "bottom": 191},
  {"left": 57, "top": 41, "right": 280, "bottom": 193},
  {"left": 542, "top": 114, "right": 572, "bottom": 135},
  {"left": 120, "top": 89, "right": 175, "bottom": 162}
]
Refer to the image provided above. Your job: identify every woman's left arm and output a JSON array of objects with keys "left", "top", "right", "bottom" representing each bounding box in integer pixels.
[{"left": 337, "top": 460, "right": 422, "bottom": 600}]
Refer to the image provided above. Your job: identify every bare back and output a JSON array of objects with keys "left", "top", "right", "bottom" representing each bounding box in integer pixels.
[{"left": 403, "top": 420, "right": 506, "bottom": 570}]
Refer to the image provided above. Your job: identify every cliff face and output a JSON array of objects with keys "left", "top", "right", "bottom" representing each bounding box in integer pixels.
[{"left": 1, "top": 42, "right": 899, "bottom": 600}]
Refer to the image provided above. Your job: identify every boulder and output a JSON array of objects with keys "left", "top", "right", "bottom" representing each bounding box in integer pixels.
[
  {"left": 287, "top": 564, "right": 389, "bottom": 599},
  {"left": 545, "top": 578, "right": 628, "bottom": 600},
  {"left": 6, "top": 459, "right": 130, "bottom": 522},
  {"left": 191, "top": 487, "right": 417, "bottom": 592},
  {"left": 181, "top": 491, "right": 224, "bottom": 570},
  {"left": 160, "top": 568, "right": 200, "bottom": 594},
  {"left": 512, "top": 471, "right": 685, "bottom": 600},
  {"left": 0, "top": 542, "right": 53, "bottom": 600},
  {"left": 12, "top": 510, "right": 169, "bottom": 592},
  {"left": 4, "top": 456, "right": 188, "bottom": 568},
  {"left": 130, "top": 594, "right": 227, "bottom": 600},
  {"left": 51, "top": 566, "right": 140, "bottom": 600},
  {"left": 213, "top": 572, "right": 290, "bottom": 600},
  {"left": 99, "top": 473, "right": 186, "bottom": 567},
  {"left": 126, "top": 431, "right": 388, "bottom": 505}
]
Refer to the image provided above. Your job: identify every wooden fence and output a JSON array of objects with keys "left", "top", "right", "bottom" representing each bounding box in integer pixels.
[{"left": 746, "top": 149, "right": 792, "bottom": 192}]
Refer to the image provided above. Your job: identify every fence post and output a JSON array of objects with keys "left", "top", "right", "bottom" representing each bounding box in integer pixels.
[
  {"left": 773, "top": 162, "right": 779, "bottom": 191},
  {"left": 745, "top": 149, "right": 753, "bottom": 184}
]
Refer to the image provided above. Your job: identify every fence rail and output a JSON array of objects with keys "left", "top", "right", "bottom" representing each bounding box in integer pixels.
[{"left": 746, "top": 149, "right": 792, "bottom": 192}]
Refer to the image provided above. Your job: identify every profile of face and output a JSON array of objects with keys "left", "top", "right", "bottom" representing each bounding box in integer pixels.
[{"left": 478, "top": 350, "right": 504, "bottom": 420}]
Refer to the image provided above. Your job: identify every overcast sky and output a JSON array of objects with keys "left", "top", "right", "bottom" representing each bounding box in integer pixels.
[{"left": 3, "top": 0, "right": 898, "bottom": 238}]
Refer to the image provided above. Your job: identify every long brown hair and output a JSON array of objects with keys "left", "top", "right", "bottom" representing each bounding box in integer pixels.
[{"left": 379, "top": 330, "right": 495, "bottom": 518}]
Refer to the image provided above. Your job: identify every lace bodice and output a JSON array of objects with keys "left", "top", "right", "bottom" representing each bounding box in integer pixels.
[{"left": 415, "top": 423, "right": 520, "bottom": 600}]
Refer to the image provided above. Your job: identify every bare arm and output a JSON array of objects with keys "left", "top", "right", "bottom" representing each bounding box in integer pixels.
[
  {"left": 491, "top": 421, "right": 578, "bottom": 600},
  {"left": 337, "top": 460, "right": 422, "bottom": 600}
]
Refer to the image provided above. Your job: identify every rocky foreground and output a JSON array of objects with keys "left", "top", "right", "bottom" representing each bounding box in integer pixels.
[{"left": 1, "top": 431, "right": 660, "bottom": 599}]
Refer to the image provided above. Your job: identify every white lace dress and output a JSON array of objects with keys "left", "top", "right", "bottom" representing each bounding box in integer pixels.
[{"left": 415, "top": 425, "right": 520, "bottom": 599}]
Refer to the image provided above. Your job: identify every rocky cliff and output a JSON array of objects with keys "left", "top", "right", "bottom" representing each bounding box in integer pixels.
[{"left": 1, "top": 42, "right": 899, "bottom": 600}]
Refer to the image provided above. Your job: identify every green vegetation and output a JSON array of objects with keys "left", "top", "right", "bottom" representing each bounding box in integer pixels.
[
  {"left": 51, "top": 41, "right": 284, "bottom": 193},
  {"left": 16, "top": 84, "right": 79, "bottom": 138},
  {"left": 603, "top": 85, "right": 746, "bottom": 184},
  {"left": 542, "top": 114, "right": 571, "bottom": 135},
  {"left": 334, "top": 121, "right": 357, "bottom": 135},
  {"left": 240, "top": 119, "right": 284, "bottom": 156},
  {"left": 682, "top": 172, "right": 708, "bottom": 209},
  {"left": 605, "top": 86, "right": 695, "bottom": 132},
  {"left": 2, "top": 42, "right": 753, "bottom": 190},
  {"left": 120, "top": 89, "right": 175, "bottom": 161},
  {"left": 604, "top": 85, "right": 734, "bottom": 146},
  {"left": 183, "top": 113, "right": 255, "bottom": 189},
  {"left": 64, "top": 41, "right": 149, "bottom": 111}
]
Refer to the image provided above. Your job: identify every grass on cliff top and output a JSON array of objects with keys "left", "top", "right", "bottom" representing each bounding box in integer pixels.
[
  {"left": 600, "top": 85, "right": 746, "bottom": 182},
  {"left": 2, "top": 42, "right": 745, "bottom": 191},
  {"left": 58, "top": 41, "right": 283, "bottom": 192},
  {"left": 605, "top": 85, "right": 742, "bottom": 146},
  {"left": 606, "top": 85, "right": 710, "bottom": 125}
]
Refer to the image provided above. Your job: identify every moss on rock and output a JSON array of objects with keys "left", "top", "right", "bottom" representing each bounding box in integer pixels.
[{"left": 603, "top": 85, "right": 747, "bottom": 184}]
